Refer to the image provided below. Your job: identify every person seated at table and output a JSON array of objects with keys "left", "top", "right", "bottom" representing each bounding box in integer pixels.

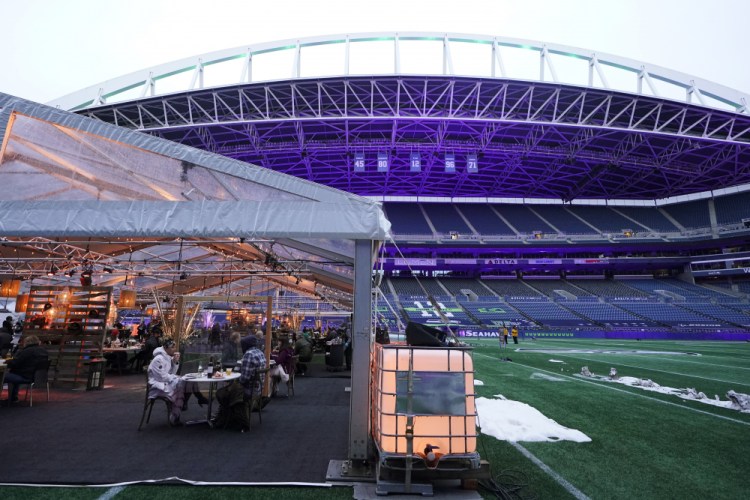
[
  {"left": 0, "top": 326, "right": 12, "bottom": 358},
  {"left": 293, "top": 331, "right": 313, "bottom": 376},
  {"left": 136, "top": 320, "right": 147, "bottom": 342},
  {"left": 239, "top": 335, "right": 266, "bottom": 400},
  {"left": 221, "top": 331, "right": 242, "bottom": 368},
  {"left": 240, "top": 333, "right": 260, "bottom": 354},
  {"left": 3, "top": 334, "right": 48, "bottom": 404},
  {"left": 130, "top": 327, "right": 161, "bottom": 372},
  {"left": 104, "top": 346, "right": 129, "bottom": 374},
  {"left": 270, "top": 338, "right": 293, "bottom": 396},
  {"left": 147, "top": 339, "right": 207, "bottom": 426},
  {"left": 116, "top": 322, "right": 129, "bottom": 344}
]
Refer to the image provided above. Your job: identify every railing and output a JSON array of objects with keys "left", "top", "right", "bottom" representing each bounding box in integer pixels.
[{"left": 391, "top": 221, "right": 750, "bottom": 242}]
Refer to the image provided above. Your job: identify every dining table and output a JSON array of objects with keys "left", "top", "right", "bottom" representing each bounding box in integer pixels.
[
  {"left": 102, "top": 345, "right": 142, "bottom": 375},
  {"left": 182, "top": 371, "right": 241, "bottom": 426}
]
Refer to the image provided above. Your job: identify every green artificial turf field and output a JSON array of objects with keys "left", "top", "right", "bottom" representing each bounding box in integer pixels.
[
  {"left": 2, "top": 338, "right": 747, "bottom": 499},
  {"left": 469, "top": 338, "right": 750, "bottom": 499}
]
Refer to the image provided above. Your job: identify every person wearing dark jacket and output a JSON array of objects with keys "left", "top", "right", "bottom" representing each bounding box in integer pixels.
[
  {"left": 2, "top": 315, "right": 13, "bottom": 334},
  {"left": 0, "top": 328, "right": 12, "bottom": 357},
  {"left": 129, "top": 329, "right": 161, "bottom": 372},
  {"left": 4, "top": 334, "right": 48, "bottom": 403}
]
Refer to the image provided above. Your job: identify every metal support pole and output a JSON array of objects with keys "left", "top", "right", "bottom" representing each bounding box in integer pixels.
[{"left": 349, "top": 239, "right": 375, "bottom": 460}]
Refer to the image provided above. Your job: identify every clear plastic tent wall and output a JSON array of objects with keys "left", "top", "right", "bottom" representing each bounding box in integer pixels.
[
  {"left": 0, "top": 93, "right": 390, "bottom": 301},
  {"left": 0, "top": 93, "right": 391, "bottom": 242}
]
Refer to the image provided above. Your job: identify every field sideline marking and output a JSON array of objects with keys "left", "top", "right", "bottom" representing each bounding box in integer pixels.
[
  {"left": 569, "top": 355, "right": 750, "bottom": 386},
  {"left": 509, "top": 442, "right": 591, "bottom": 500},
  {"left": 648, "top": 356, "right": 750, "bottom": 371},
  {"left": 522, "top": 339, "right": 749, "bottom": 354},
  {"left": 509, "top": 340, "right": 750, "bottom": 372},
  {"left": 474, "top": 352, "right": 750, "bottom": 426},
  {"left": 97, "top": 486, "right": 125, "bottom": 500}
]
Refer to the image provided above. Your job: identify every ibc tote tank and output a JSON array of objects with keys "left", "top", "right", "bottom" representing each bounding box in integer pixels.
[{"left": 371, "top": 343, "right": 478, "bottom": 464}]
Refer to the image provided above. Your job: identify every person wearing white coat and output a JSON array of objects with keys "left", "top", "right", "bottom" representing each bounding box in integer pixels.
[{"left": 147, "top": 339, "right": 207, "bottom": 425}]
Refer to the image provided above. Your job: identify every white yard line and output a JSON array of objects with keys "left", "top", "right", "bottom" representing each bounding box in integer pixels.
[
  {"left": 474, "top": 352, "right": 750, "bottom": 426},
  {"left": 509, "top": 442, "right": 591, "bottom": 500}
]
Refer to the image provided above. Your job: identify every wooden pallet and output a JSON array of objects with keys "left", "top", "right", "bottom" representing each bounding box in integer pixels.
[{"left": 22, "top": 286, "right": 111, "bottom": 387}]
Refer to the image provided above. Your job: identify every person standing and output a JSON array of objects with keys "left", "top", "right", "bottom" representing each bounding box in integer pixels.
[
  {"left": 293, "top": 332, "right": 313, "bottom": 375},
  {"left": 221, "top": 331, "right": 242, "bottom": 368},
  {"left": 502, "top": 324, "right": 509, "bottom": 347},
  {"left": 210, "top": 322, "right": 222, "bottom": 347},
  {"left": 511, "top": 325, "right": 519, "bottom": 344}
]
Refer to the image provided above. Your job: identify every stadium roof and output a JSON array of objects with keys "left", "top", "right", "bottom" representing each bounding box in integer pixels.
[{"left": 55, "top": 32, "right": 750, "bottom": 202}]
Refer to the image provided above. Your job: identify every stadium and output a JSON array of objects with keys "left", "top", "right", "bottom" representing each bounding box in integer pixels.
[
  {"left": 1, "top": 32, "right": 749, "bottom": 499},
  {"left": 58, "top": 32, "right": 750, "bottom": 341}
]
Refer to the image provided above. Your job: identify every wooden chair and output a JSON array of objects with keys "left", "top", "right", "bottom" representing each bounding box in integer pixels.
[
  {"left": 242, "top": 368, "right": 267, "bottom": 430},
  {"left": 18, "top": 358, "right": 52, "bottom": 407},
  {"left": 137, "top": 380, "right": 174, "bottom": 430},
  {"left": 286, "top": 355, "right": 299, "bottom": 397}
]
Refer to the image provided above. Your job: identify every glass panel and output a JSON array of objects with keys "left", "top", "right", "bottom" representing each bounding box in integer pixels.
[{"left": 396, "top": 371, "right": 465, "bottom": 416}]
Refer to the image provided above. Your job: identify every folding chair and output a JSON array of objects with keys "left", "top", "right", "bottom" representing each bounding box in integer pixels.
[
  {"left": 19, "top": 358, "right": 51, "bottom": 407},
  {"left": 242, "top": 368, "right": 267, "bottom": 430},
  {"left": 138, "top": 380, "right": 174, "bottom": 430}
]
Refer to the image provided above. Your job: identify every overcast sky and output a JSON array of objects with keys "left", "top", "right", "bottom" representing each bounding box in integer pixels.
[{"left": 1, "top": 0, "right": 748, "bottom": 104}]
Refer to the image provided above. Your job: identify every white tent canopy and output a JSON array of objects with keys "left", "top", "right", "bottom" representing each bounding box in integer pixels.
[{"left": 0, "top": 92, "right": 391, "bottom": 301}]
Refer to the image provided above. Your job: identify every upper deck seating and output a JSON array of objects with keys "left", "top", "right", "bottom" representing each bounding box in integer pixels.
[
  {"left": 421, "top": 204, "right": 472, "bottom": 234},
  {"left": 528, "top": 205, "right": 593, "bottom": 234},
  {"left": 713, "top": 191, "right": 750, "bottom": 225},
  {"left": 565, "top": 206, "right": 638, "bottom": 233},
  {"left": 613, "top": 206, "right": 679, "bottom": 232},
  {"left": 457, "top": 204, "right": 516, "bottom": 235},
  {"left": 493, "top": 204, "right": 554, "bottom": 233},
  {"left": 661, "top": 199, "right": 710, "bottom": 230},
  {"left": 383, "top": 202, "right": 433, "bottom": 235}
]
